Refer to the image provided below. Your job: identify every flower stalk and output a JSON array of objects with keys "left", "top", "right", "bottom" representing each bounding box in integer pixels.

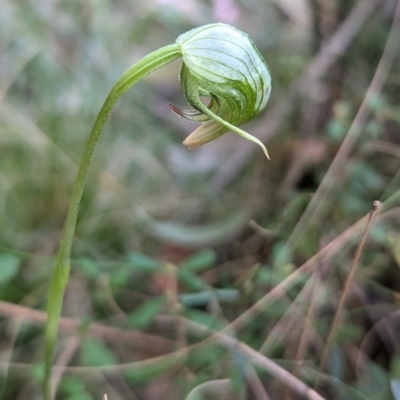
[{"left": 43, "top": 23, "right": 271, "bottom": 399}]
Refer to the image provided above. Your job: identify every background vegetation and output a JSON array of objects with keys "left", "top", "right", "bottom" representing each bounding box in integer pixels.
[{"left": 1, "top": 0, "right": 400, "bottom": 399}]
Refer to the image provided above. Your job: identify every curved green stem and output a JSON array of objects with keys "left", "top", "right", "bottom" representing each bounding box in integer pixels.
[{"left": 43, "top": 43, "right": 181, "bottom": 400}]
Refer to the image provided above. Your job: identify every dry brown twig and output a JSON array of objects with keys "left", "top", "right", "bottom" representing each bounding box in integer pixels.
[
  {"left": 357, "top": 308, "right": 400, "bottom": 376},
  {"left": 363, "top": 140, "right": 400, "bottom": 159},
  {"left": 0, "top": 300, "right": 171, "bottom": 355},
  {"left": 0, "top": 326, "right": 324, "bottom": 399},
  {"left": 318, "top": 201, "right": 380, "bottom": 372},
  {"left": 225, "top": 205, "right": 400, "bottom": 333},
  {"left": 175, "top": 317, "right": 327, "bottom": 400},
  {"left": 258, "top": 270, "right": 325, "bottom": 355},
  {"left": 246, "top": 364, "right": 272, "bottom": 400},
  {"left": 50, "top": 336, "right": 81, "bottom": 400},
  {"left": 282, "top": 271, "right": 323, "bottom": 400}
]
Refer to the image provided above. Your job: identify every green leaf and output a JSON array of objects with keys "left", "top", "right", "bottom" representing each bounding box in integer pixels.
[
  {"left": 64, "top": 392, "right": 94, "bottom": 400},
  {"left": 77, "top": 259, "right": 99, "bottom": 279},
  {"left": 327, "top": 119, "right": 348, "bottom": 142},
  {"left": 59, "top": 377, "right": 86, "bottom": 394},
  {"left": 188, "top": 343, "right": 226, "bottom": 369},
  {"left": 110, "top": 253, "right": 162, "bottom": 288},
  {"left": 322, "top": 376, "right": 370, "bottom": 400},
  {"left": 357, "top": 363, "right": 391, "bottom": 399},
  {"left": 127, "top": 296, "right": 165, "bottom": 330},
  {"left": 0, "top": 254, "right": 20, "bottom": 284},
  {"left": 179, "top": 289, "right": 239, "bottom": 307},
  {"left": 391, "top": 356, "right": 400, "bottom": 379},
  {"left": 109, "top": 264, "right": 133, "bottom": 288},
  {"left": 178, "top": 269, "right": 206, "bottom": 291},
  {"left": 329, "top": 344, "right": 345, "bottom": 381},
  {"left": 142, "top": 210, "right": 250, "bottom": 247},
  {"left": 184, "top": 309, "right": 225, "bottom": 331},
  {"left": 334, "top": 325, "right": 363, "bottom": 343},
  {"left": 391, "top": 379, "right": 400, "bottom": 400},
  {"left": 81, "top": 337, "right": 117, "bottom": 367},
  {"left": 124, "top": 356, "right": 175, "bottom": 384},
  {"left": 179, "top": 249, "right": 216, "bottom": 272},
  {"left": 387, "top": 231, "right": 400, "bottom": 267},
  {"left": 185, "top": 379, "right": 238, "bottom": 400},
  {"left": 271, "top": 242, "right": 292, "bottom": 270},
  {"left": 31, "top": 362, "right": 45, "bottom": 383},
  {"left": 59, "top": 377, "right": 94, "bottom": 400},
  {"left": 128, "top": 252, "right": 163, "bottom": 273}
]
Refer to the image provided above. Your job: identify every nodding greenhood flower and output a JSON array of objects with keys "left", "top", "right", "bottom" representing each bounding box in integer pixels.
[
  {"left": 171, "top": 23, "right": 272, "bottom": 158},
  {"left": 43, "top": 24, "right": 272, "bottom": 400}
]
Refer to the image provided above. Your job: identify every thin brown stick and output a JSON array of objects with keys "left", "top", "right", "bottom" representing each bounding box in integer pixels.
[
  {"left": 259, "top": 273, "right": 322, "bottom": 355},
  {"left": 292, "top": 260, "right": 334, "bottom": 366},
  {"left": 357, "top": 308, "right": 400, "bottom": 376},
  {"left": 225, "top": 206, "right": 398, "bottom": 334},
  {"left": 99, "top": 275, "right": 130, "bottom": 323},
  {"left": 363, "top": 140, "right": 400, "bottom": 159},
  {"left": 240, "top": 344, "right": 321, "bottom": 400},
  {"left": 0, "top": 343, "right": 201, "bottom": 375},
  {"left": 51, "top": 336, "right": 81, "bottom": 400},
  {"left": 0, "top": 317, "right": 24, "bottom": 393},
  {"left": 176, "top": 317, "right": 327, "bottom": 400},
  {"left": 0, "top": 317, "right": 325, "bottom": 400},
  {"left": 0, "top": 298, "right": 324, "bottom": 400},
  {"left": 283, "top": 270, "right": 325, "bottom": 400},
  {"left": 318, "top": 201, "right": 380, "bottom": 371},
  {"left": 164, "top": 263, "right": 186, "bottom": 351},
  {"left": 0, "top": 300, "right": 171, "bottom": 355},
  {"left": 246, "top": 364, "right": 271, "bottom": 400},
  {"left": 294, "top": 272, "right": 324, "bottom": 364}
]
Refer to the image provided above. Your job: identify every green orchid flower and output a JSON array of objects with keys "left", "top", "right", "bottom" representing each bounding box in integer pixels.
[
  {"left": 43, "top": 23, "right": 272, "bottom": 399},
  {"left": 173, "top": 23, "right": 272, "bottom": 157}
]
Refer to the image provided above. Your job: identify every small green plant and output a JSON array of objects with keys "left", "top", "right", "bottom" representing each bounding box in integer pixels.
[{"left": 43, "top": 23, "right": 271, "bottom": 399}]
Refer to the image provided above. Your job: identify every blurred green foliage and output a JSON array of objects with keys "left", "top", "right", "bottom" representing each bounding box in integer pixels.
[{"left": 1, "top": 0, "right": 400, "bottom": 399}]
